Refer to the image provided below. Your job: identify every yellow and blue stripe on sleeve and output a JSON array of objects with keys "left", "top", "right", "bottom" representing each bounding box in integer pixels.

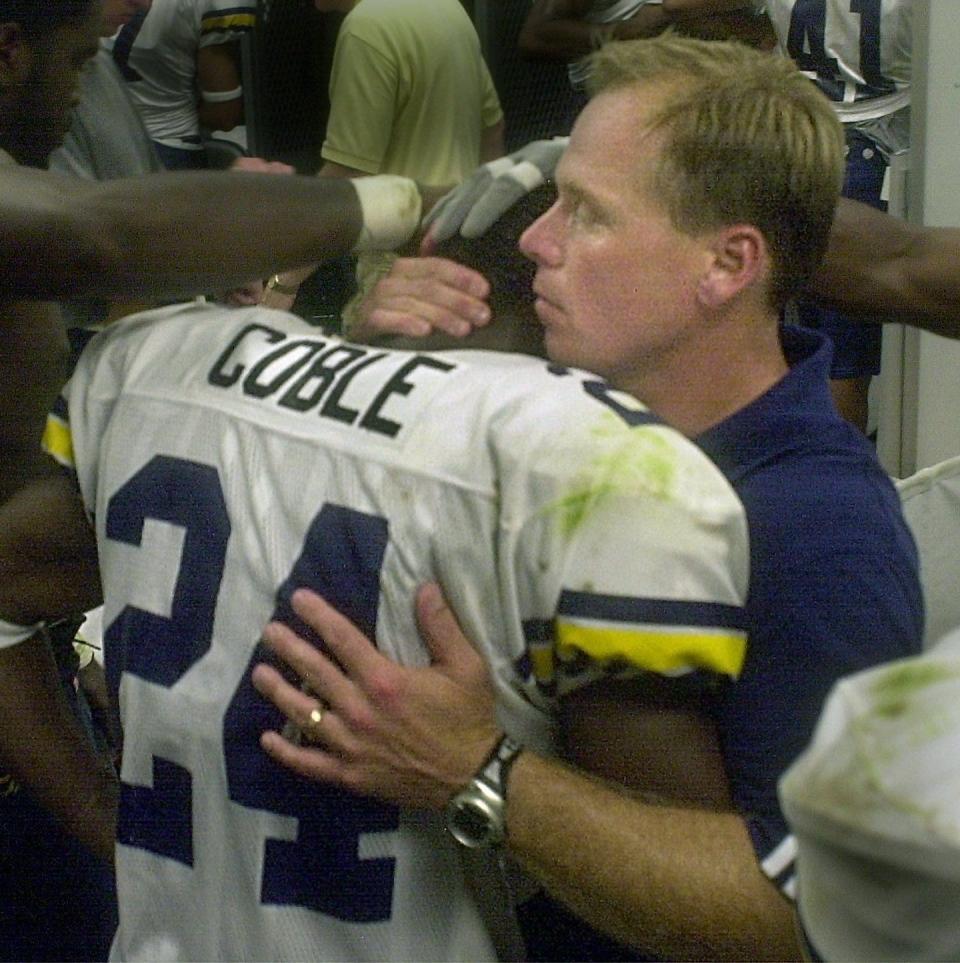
[
  {"left": 42, "top": 395, "right": 76, "bottom": 473},
  {"left": 200, "top": 7, "right": 256, "bottom": 37},
  {"left": 527, "top": 590, "right": 748, "bottom": 693}
]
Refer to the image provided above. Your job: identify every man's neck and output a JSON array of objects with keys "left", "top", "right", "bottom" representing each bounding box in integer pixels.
[{"left": 619, "top": 312, "right": 789, "bottom": 439}]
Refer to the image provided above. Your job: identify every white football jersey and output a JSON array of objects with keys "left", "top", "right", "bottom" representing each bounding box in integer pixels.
[
  {"left": 104, "top": 0, "right": 255, "bottom": 149},
  {"left": 47, "top": 303, "right": 748, "bottom": 962},
  {"left": 764, "top": 0, "right": 912, "bottom": 122},
  {"left": 781, "top": 628, "right": 960, "bottom": 961}
]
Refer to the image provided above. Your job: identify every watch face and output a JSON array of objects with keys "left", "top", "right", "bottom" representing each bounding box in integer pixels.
[
  {"left": 453, "top": 800, "right": 493, "bottom": 843},
  {"left": 448, "top": 795, "right": 502, "bottom": 848}
]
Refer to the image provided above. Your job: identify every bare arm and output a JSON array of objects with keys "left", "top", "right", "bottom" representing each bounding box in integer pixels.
[
  {"left": 252, "top": 586, "right": 800, "bottom": 961},
  {"left": 0, "top": 166, "right": 373, "bottom": 301},
  {"left": 0, "top": 633, "right": 117, "bottom": 862},
  {"left": 0, "top": 461, "right": 114, "bottom": 863},
  {"left": 661, "top": 0, "right": 756, "bottom": 16},
  {"left": 515, "top": 677, "right": 799, "bottom": 960},
  {"left": 503, "top": 751, "right": 797, "bottom": 960},
  {"left": 519, "top": 0, "right": 759, "bottom": 61},
  {"left": 518, "top": 0, "right": 667, "bottom": 61},
  {"left": 197, "top": 42, "right": 244, "bottom": 132},
  {"left": 662, "top": 1, "right": 775, "bottom": 47},
  {"left": 812, "top": 198, "right": 960, "bottom": 340},
  {"left": 0, "top": 458, "right": 102, "bottom": 625}
]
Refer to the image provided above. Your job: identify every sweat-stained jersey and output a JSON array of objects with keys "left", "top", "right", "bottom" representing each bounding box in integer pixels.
[
  {"left": 44, "top": 303, "right": 749, "bottom": 962},
  {"left": 764, "top": 0, "right": 912, "bottom": 121}
]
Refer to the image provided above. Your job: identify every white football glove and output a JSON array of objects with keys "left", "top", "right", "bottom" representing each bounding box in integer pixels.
[{"left": 424, "top": 137, "right": 568, "bottom": 242}]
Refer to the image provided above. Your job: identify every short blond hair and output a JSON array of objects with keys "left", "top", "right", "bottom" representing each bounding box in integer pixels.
[{"left": 586, "top": 35, "right": 844, "bottom": 310}]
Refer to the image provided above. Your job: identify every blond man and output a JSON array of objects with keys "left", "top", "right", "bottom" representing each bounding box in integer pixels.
[{"left": 254, "top": 35, "right": 923, "bottom": 961}]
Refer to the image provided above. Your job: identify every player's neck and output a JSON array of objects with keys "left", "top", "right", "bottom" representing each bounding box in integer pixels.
[{"left": 621, "top": 313, "right": 788, "bottom": 439}]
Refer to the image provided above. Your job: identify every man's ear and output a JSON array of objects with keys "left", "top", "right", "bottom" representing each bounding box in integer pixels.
[
  {"left": 0, "top": 23, "right": 30, "bottom": 90},
  {"left": 696, "top": 224, "right": 767, "bottom": 310}
]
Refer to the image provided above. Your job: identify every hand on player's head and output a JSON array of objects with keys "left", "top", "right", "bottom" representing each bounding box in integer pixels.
[
  {"left": 422, "top": 138, "right": 568, "bottom": 248},
  {"left": 351, "top": 256, "right": 491, "bottom": 342}
]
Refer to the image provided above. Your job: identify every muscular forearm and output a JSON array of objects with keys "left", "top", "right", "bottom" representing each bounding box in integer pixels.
[
  {"left": 0, "top": 634, "right": 117, "bottom": 863},
  {"left": 813, "top": 198, "right": 960, "bottom": 339},
  {"left": 519, "top": 0, "right": 756, "bottom": 61},
  {"left": 505, "top": 752, "right": 801, "bottom": 961},
  {"left": 519, "top": 6, "right": 669, "bottom": 61},
  {"left": 252, "top": 588, "right": 798, "bottom": 958},
  {"left": 2, "top": 167, "right": 365, "bottom": 301}
]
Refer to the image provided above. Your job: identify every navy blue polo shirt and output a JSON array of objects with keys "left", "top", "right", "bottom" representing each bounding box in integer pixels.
[
  {"left": 518, "top": 326, "right": 923, "bottom": 962},
  {"left": 697, "top": 325, "right": 923, "bottom": 894}
]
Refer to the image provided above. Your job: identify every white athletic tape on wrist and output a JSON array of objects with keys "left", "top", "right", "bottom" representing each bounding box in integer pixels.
[
  {"left": 485, "top": 156, "right": 516, "bottom": 178},
  {"left": 352, "top": 175, "right": 423, "bottom": 252},
  {"left": 509, "top": 160, "right": 548, "bottom": 191},
  {"left": 200, "top": 85, "right": 243, "bottom": 103},
  {"left": 0, "top": 617, "right": 43, "bottom": 650}
]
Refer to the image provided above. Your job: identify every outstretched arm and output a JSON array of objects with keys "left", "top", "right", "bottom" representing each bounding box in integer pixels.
[
  {"left": 812, "top": 198, "right": 960, "bottom": 340},
  {"left": 0, "top": 168, "right": 422, "bottom": 302},
  {"left": 518, "top": 0, "right": 763, "bottom": 61},
  {"left": 253, "top": 585, "right": 800, "bottom": 961},
  {"left": 519, "top": 0, "right": 664, "bottom": 62}
]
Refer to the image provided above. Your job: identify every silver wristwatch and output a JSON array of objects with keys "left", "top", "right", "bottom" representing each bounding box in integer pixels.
[{"left": 445, "top": 735, "right": 523, "bottom": 849}]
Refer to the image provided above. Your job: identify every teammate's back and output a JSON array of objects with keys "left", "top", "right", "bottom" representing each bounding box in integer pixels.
[{"left": 51, "top": 303, "right": 749, "bottom": 961}]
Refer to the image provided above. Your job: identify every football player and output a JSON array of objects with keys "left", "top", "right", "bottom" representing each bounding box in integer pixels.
[{"left": 0, "top": 266, "right": 748, "bottom": 958}]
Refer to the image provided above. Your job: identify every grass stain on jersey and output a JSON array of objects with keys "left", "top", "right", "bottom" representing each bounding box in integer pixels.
[
  {"left": 870, "top": 661, "right": 960, "bottom": 719},
  {"left": 548, "top": 418, "right": 678, "bottom": 538}
]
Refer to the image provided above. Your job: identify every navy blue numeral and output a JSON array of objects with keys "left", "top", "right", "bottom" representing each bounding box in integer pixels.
[
  {"left": 850, "top": 0, "right": 887, "bottom": 89},
  {"left": 118, "top": 757, "right": 195, "bottom": 866},
  {"left": 787, "top": 0, "right": 840, "bottom": 80},
  {"left": 105, "top": 455, "right": 230, "bottom": 865},
  {"left": 104, "top": 456, "right": 231, "bottom": 693},
  {"left": 104, "top": 457, "right": 398, "bottom": 919},
  {"left": 224, "top": 504, "right": 399, "bottom": 922},
  {"left": 787, "top": 1, "right": 891, "bottom": 99}
]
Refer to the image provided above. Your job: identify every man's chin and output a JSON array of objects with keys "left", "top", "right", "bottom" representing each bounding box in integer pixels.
[{"left": 542, "top": 331, "right": 578, "bottom": 371}]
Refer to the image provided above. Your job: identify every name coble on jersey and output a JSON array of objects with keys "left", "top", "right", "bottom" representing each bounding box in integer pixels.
[{"left": 207, "top": 322, "right": 457, "bottom": 438}]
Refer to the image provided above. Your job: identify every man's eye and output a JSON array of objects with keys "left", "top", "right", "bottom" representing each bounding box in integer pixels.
[{"left": 570, "top": 202, "right": 595, "bottom": 227}]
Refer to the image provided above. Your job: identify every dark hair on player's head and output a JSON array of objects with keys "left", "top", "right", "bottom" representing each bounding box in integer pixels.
[
  {"left": 0, "top": 1, "right": 96, "bottom": 38},
  {"left": 379, "top": 183, "right": 557, "bottom": 357},
  {"left": 433, "top": 182, "right": 556, "bottom": 324}
]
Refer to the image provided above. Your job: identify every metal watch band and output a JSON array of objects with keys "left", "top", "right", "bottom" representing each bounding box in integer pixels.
[
  {"left": 445, "top": 734, "right": 524, "bottom": 849},
  {"left": 476, "top": 734, "right": 523, "bottom": 797}
]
